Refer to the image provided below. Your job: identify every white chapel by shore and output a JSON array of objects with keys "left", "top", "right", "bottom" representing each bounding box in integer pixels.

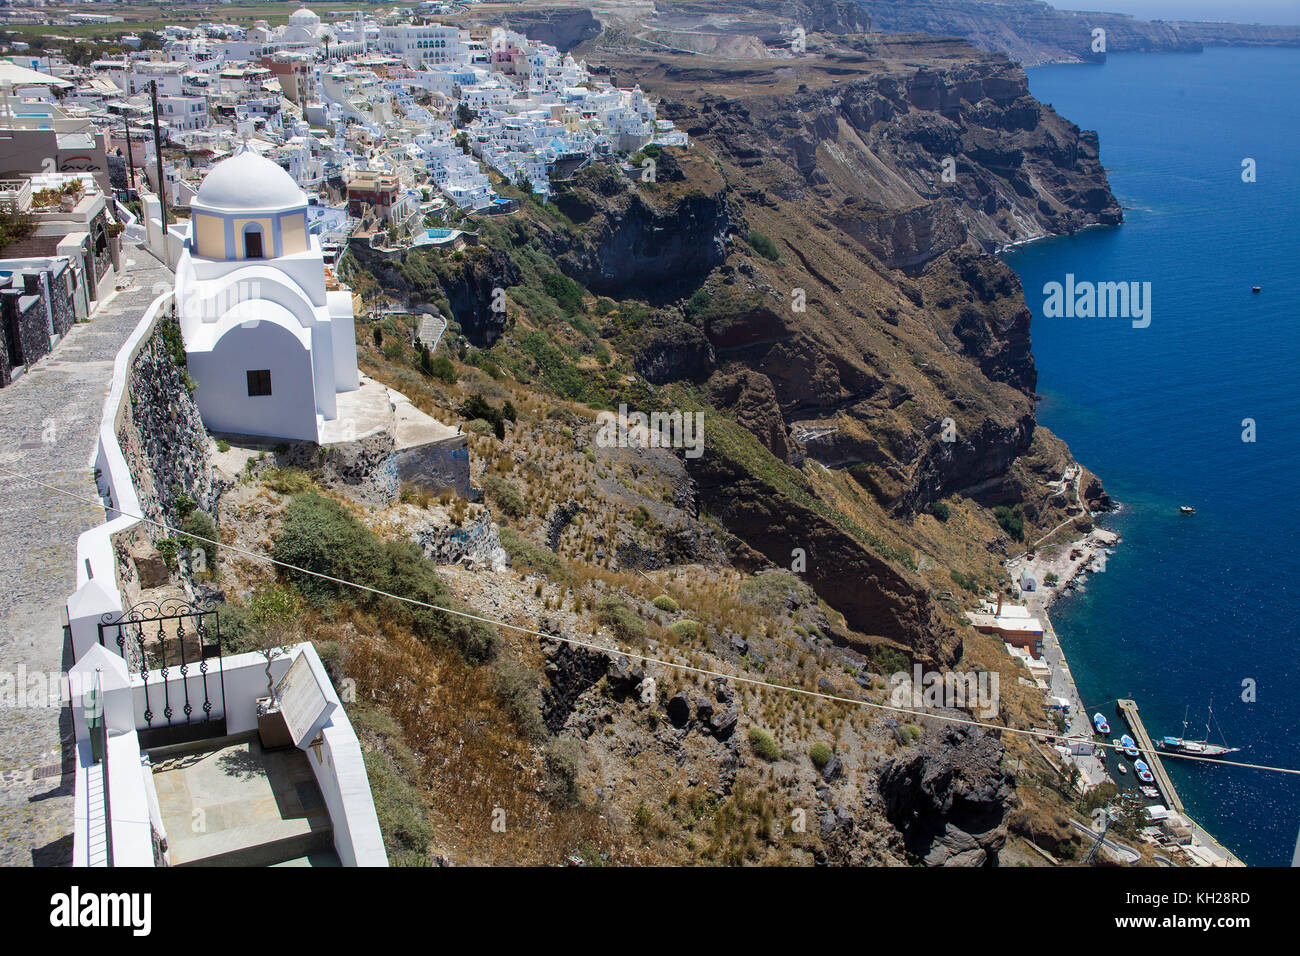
[{"left": 176, "top": 146, "right": 359, "bottom": 443}]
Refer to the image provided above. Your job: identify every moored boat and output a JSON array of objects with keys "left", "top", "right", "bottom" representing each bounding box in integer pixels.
[
  {"left": 1121, "top": 734, "right": 1139, "bottom": 758},
  {"left": 1159, "top": 701, "right": 1241, "bottom": 758},
  {"left": 1134, "top": 759, "right": 1154, "bottom": 783},
  {"left": 1180, "top": 505, "right": 1196, "bottom": 515},
  {"left": 1093, "top": 712, "right": 1110, "bottom": 735}
]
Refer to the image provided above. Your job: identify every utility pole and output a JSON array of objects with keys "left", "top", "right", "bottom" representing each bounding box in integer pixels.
[
  {"left": 149, "top": 80, "right": 167, "bottom": 227},
  {"left": 122, "top": 110, "right": 136, "bottom": 195}
]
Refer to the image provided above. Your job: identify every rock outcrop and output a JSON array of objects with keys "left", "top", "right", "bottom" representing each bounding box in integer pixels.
[{"left": 878, "top": 724, "right": 1012, "bottom": 866}]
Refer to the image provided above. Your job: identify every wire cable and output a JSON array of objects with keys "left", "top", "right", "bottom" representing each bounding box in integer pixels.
[{"left": 2, "top": 463, "right": 1296, "bottom": 777}]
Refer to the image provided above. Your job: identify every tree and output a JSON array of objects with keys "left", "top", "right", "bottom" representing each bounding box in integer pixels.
[{"left": 247, "top": 583, "right": 305, "bottom": 702}]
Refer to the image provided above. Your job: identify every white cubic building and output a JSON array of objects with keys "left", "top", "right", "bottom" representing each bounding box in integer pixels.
[{"left": 175, "top": 147, "right": 359, "bottom": 443}]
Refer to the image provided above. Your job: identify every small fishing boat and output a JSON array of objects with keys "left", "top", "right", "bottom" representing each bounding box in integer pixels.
[
  {"left": 1180, "top": 505, "right": 1196, "bottom": 515},
  {"left": 1116, "top": 763, "right": 1128, "bottom": 775},
  {"left": 1093, "top": 712, "right": 1110, "bottom": 735},
  {"left": 1134, "top": 759, "right": 1154, "bottom": 783},
  {"left": 1140, "top": 786, "right": 1160, "bottom": 799},
  {"left": 1121, "top": 734, "right": 1139, "bottom": 758},
  {"left": 1252, "top": 286, "right": 1261, "bottom": 293}
]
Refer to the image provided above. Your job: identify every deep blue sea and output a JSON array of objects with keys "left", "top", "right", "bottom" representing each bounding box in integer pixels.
[{"left": 1002, "top": 48, "right": 1300, "bottom": 866}]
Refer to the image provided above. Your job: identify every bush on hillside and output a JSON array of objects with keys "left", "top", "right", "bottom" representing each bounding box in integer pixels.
[{"left": 272, "top": 492, "right": 498, "bottom": 662}]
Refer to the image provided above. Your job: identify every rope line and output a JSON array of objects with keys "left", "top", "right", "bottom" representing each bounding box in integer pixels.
[{"left": 3, "top": 464, "right": 1295, "bottom": 777}]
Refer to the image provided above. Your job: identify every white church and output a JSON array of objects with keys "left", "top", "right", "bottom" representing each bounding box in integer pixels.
[{"left": 175, "top": 147, "right": 359, "bottom": 443}]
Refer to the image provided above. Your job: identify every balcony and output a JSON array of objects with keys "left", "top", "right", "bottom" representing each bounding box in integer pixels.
[{"left": 67, "top": 629, "right": 385, "bottom": 868}]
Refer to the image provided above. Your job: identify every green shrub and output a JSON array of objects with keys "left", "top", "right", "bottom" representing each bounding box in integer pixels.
[
  {"left": 809, "top": 742, "right": 834, "bottom": 769},
  {"left": 481, "top": 474, "right": 525, "bottom": 519},
  {"left": 738, "top": 572, "right": 799, "bottom": 615},
  {"left": 652, "top": 595, "right": 679, "bottom": 613},
  {"left": 951, "top": 569, "right": 976, "bottom": 591},
  {"left": 994, "top": 505, "right": 1026, "bottom": 541},
  {"left": 215, "top": 439, "right": 231, "bottom": 453},
  {"left": 218, "top": 602, "right": 257, "bottom": 654},
  {"left": 273, "top": 492, "right": 498, "bottom": 662},
  {"left": 667, "top": 619, "right": 700, "bottom": 638},
  {"left": 429, "top": 355, "right": 457, "bottom": 383},
  {"left": 596, "top": 599, "right": 649, "bottom": 646},
  {"left": 541, "top": 738, "right": 583, "bottom": 806},
  {"left": 156, "top": 537, "right": 179, "bottom": 571},
  {"left": 178, "top": 510, "right": 218, "bottom": 575},
  {"left": 460, "top": 393, "right": 507, "bottom": 440},
  {"left": 748, "top": 726, "right": 782, "bottom": 761},
  {"left": 353, "top": 707, "right": 435, "bottom": 865},
  {"left": 542, "top": 272, "right": 585, "bottom": 315},
  {"left": 929, "top": 501, "right": 950, "bottom": 522},
  {"left": 491, "top": 648, "right": 546, "bottom": 740},
  {"left": 747, "top": 231, "right": 780, "bottom": 261},
  {"left": 263, "top": 467, "right": 315, "bottom": 495},
  {"left": 499, "top": 527, "right": 563, "bottom": 579}
]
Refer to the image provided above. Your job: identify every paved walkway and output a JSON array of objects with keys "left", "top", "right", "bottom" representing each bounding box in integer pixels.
[
  {"left": 1037, "top": 608, "right": 1109, "bottom": 788},
  {"left": 0, "top": 245, "right": 172, "bottom": 866}
]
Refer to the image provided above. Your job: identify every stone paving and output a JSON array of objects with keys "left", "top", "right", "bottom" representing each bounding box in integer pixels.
[{"left": 0, "top": 245, "right": 172, "bottom": 866}]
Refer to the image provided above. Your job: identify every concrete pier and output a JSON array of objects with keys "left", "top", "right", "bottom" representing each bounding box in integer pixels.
[
  {"left": 1117, "top": 698, "right": 1244, "bottom": 865},
  {"left": 1116, "top": 698, "right": 1182, "bottom": 812}
]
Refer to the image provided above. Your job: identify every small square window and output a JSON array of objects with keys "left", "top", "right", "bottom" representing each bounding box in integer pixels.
[{"left": 247, "top": 369, "right": 272, "bottom": 397}]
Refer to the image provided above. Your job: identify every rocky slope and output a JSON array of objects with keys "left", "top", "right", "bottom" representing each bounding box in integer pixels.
[
  {"left": 857, "top": 0, "right": 1300, "bottom": 66},
  {"left": 321, "top": 28, "right": 1128, "bottom": 867}
]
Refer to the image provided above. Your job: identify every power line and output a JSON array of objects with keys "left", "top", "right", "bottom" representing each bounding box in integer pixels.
[{"left": 2, "top": 463, "right": 1298, "bottom": 778}]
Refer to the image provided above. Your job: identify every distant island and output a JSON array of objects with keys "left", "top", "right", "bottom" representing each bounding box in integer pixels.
[{"left": 856, "top": 0, "right": 1300, "bottom": 66}]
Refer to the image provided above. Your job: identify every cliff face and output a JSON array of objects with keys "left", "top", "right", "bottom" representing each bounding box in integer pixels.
[
  {"left": 597, "top": 37, "right": 1116, "bottom": 521},
  {"left": 547, "top": 158, "right": 730, "bottom": 299},
  {"left": 344, "top": 239, "right": 521, "bottom": 345},
  {"left": 687, "top": 423, "right": 959, "bottom": 663},
  {"left": 857, "top": 0, "right": 1300, "bottom": 66},
  {"left": 660, "top": 48, "right": 1121, "bottom": 253}
]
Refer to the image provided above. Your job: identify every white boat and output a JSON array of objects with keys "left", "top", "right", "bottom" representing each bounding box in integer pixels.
[
  {"left": 1159, "top": 701, "right": 1241, "bottom": 759},
  {"left": 1117, "top": 763, "right": 1128, "bottom": 774}
]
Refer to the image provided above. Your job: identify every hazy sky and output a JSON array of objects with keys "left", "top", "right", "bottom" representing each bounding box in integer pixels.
[{"left": 1054, "top": 0, "right": 1300, "bottom": 24}]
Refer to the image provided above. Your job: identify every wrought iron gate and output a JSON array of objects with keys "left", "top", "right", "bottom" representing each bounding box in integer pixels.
[{"left": 98, "top": 599, "right": 227, "bottom": 749}]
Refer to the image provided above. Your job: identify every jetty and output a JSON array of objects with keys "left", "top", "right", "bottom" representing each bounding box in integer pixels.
[
  {"left": 1117, "top": 698, "right": 1244, "bottom": 866},
  {"left": 1116, "top": 698, "right": 1182, "bottom": 812}
]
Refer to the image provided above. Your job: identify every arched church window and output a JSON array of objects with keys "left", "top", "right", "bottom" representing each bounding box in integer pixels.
[{"left": 244, "top": 224, "right": 265, "bottom": 259}]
